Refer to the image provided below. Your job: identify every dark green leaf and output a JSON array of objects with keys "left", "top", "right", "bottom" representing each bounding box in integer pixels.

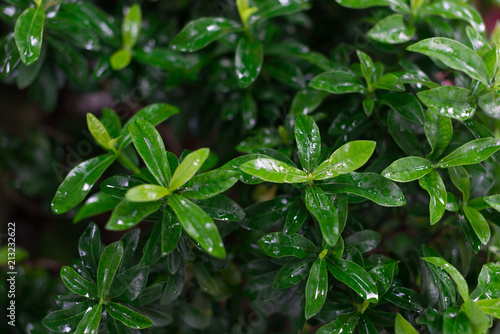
[
  {"left": 78, "top": 222, "right": 101, "bottom": 269},
  {"left": 436, "top": 138, "right": 500, "bottom": 168},
  {"left": 290, "top": 89, "right": 328, "bottom": 116},
  {"left": 295, "top": 114, "right": 321, "bottom": 172},
  {"left": 107, "top": 302, "right": 153, "bottom": 329},
  {"left": 470, "top": 263, "right": 500, "bottom": 300},
  {"left": 463, "top": 205, "right": 490, "bottom": 245},
  {"left": 284, "top": 196, "right": 309, "bottom": 234},
  {"left": 419, "top": 170, "right": 447, "bottom": 225},
  {"left": 378, "top": 92, "right": 425, "bottom": 124},
  {"left": 316, "top": 312, "right": 359, "bottom": 334},
  {"left": 42, "top": 301, "right": 95, "bottom": 333},
  {"left": 258, "top": 232, "right": 318, "bottom": 258},
  {"left": 305, "top": 185, "right": 340, "bottom": 247},
  {"left": 161, "top": 208, "right": 182, "bottom": 256},
  {"left": 74, "top": 304, "right": 102, "bottom": 334},
  {"left": 101, "top": 175, "right": 145, "bottom": 199},
  {"left": 425, "top": 110, "right": 453, "bottom": 160},
  {"left": 14, "top": 6, "right": 45, "bottom": 66},
  {"left": 265, "top": 60, "right": 306, "bottom": 89},
  {"left": 241, "top": 92, "right": 257, "bottom": 130},
  {"left": 235, "top": 36, "right": 263, "bottom": 88},
  {"left": 60, "top": 266, "right": 98, "bottom": 299},
  {"left": 305, "top": 257, "right": 328, "bottom": 319},
  {"left": 407, "top": 38, "right": 489, "bottom": 84},
  {"left": 385, "top": 287, "right": 426, "bottom": 312},
  {"left": 449, "top": 166, "right": 470, "bottom": 202},
  {"left": 345, "top": 230, "right": 381, "bottom": 253},
  {"left": 251, "top": 0, "right": 311, "bottom": 22},
  {"left": 192, "top": 195, "right": 245, "bottom": 221},
  {"left": 193, "top": 262, "right": 219, "bottom": 296},
  {"left": 309, "top": 70, "right": 365, "bottom": 94},
  {"left": 327, "top": 258, "right": 378, "bottom": 302},
  {"left": 52, "top": 154, "right": 116, "bottom": 214},
  {"left": 368, "top": 14, "right": 414, "bottom": 44},
  {"left": 422, "top": 256, "right": 469, "bottom": 300},
  {"left": 106, "top": 200, "right": 161, "bottom": 231},
  {"left": 170, "top": 18, "right": 241, "bottom": 52},
  {"left": 97, "top": 241, "right": 124, "bottom": 299},
  {"left": 169, "top": 194, "right": 226, "bottom": 258},
  {"left": 273, "top": 257, "right": 313, "bottom": 289},
  {"left": 181, "top": 170, "right": 239, "bottom": 200},
  {"left": 417, "top": 86, "right": 476, "bottom": 121},
  {"left": 382, "top": 156, "right": 432, "bottom": 182}
]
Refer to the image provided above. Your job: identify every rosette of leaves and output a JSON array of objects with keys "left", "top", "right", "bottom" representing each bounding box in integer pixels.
[{"left": 42, "top": 223, "right": 167, "bottom": 332}]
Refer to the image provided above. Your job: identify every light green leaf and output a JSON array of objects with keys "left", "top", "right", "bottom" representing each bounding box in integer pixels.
[
  {"left": 181, "top": 170, "right": 239, "bottom": 200},
  {"left": 169, "top": 148, "right": 209, "bottom": 191},
  {"left": 476, "top": 299, "right": 500, "bottom": 318},
  {"left": 381, "top": 156, "right": 432, "bottom": 182},
  {"left": 87, "top": 113, "right": 113, "bottom": 150},
  {"left": 110, "top": 48, "right": 132, "bottom": 70},
  {"left": 436, "top": 138, "right": 500, "bottom": 168},
  {"left": 122, "top": 4, "right": 142, "bottom": 49},
  {"left": 240, "top": 158, "right": 307, "bottom": 183},
  {"left": 395, "top": 313, "right": 419, "bottom": 334},
  {"left": 422, "top": 0, "right": 485, "bottom": 33},
  {"left": 463, "top": 205, "right": 490, "bottom": 245},
  {"left": 126, "top": 184, "right": 170, "bottom": 202},
  {"left": 419, "top": 170, "right": 447, "bottom": 225}
]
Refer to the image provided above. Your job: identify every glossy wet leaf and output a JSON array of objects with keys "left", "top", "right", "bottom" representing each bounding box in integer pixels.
[
  {"left": 457, "top": 214, "right": 482, "bottom": 254},
  {"left": 309, "top": 70, "right": 365, "bottom": 95},
  {"left": 368, "top": 14, "right": 414, "bottom": 44},
  {"left": 126, "top": 184, "right": 170, "bottom": 202},
  {"left": 422, "top": 257, "right": 469, "bottom": 300},
  {"left": 417, "top": 86, "right": 476, "bottom": 121},
  {"left": 0, "top": 33, "right": 20, "bottom": 79},
  {"left": 106, "top": 199, "right": 161, "bottom": 231},
  {"left": 305, "top": 186, "right": 340, "bottom": 247},
  {"left": 345, "top": 230, "right": 381, "bottom": 253},
  {"left": 443, "top": 307, "right": 471, "bottom": 334},
  {"left": 74, "top": 192, "right": 120, "bottom": 223},
  {"left": 295, "top": 114, "right": 321, "bottom": 172},
  {"left": 462, "top": 298, "right": 488, "bottom": 333},
  {"left": 395, "top": 313, "right": 418, "bottom": 334},
  {"left": 119, "top": 103, "right": 180, "bottom": 149},
  {"left": 78, "top": 223, "right": 101, "bottom": 269},
  {"left": 97, "top": 241, "right": 123, "bottom": 299},
  {"left": 327, "top": 258, "right": 379, "bottom": 302},
  {"left": 290, "top": 89, "right": 328, "bottom": 116},
  {"left": 470, "top": 263, "right": 500, "bottom": 300},
  {"left": 111, "top": 266, "right": 148, "bottom": 302},
  {"left": 312, "top": 141, "right": 376, "bottom": 180},
  {"left": 14, "top": 6, "right": 45, "bottom": 66},
  {"left": 319, "top": 172, "right": 406, "bottom": 207},
  {"left": 373, "top": 73, "right": 405, "bottom": 92},
  {"left": 305, "top": 258, "right": 328, "bottom": 319},
  {"left": 422, "top": 0, "right": 485, "bottom": 33},
  {"left": 485, "top": 195, "right": 500, "bottom": 212},
  {"left": 169, "top": 148, "right": 209, "bottom": 191},
  {"left": 87, "top": 113, "right": 113, "bottom": 150},
  {"left": 170, "top": 18, "right": 241, "bottom": 52},
  {"left": 107, "top": 302, "right": 153, "bottom": 329},
  {"left": 101, "top": 175, "right": 145, "bottom": 199},
  {"left": 425, "top": 110, "right": 453, "bottom": 160},
  {"left": 419, "top": 170, "right": 447, "bottom": 225},
  {"left": 181, "top": 170, "right": 239, "bottom": 200},
  {"left": 284, "top": 196, "right": 309, "bottom": 235},
  {"left": 316, "top": 312, "right": 359, "bottom": 334},
  {"left": 161, "top": 209, "right": 182, "bottom": 256},
  {"left": 273, "top": 257, "right": 313, "bottom": 289},
  {"left": 385, "top": 286, "right": 426, "bottom": 312},
  {"left": 387, "top": 109, "right": 425, "bottom": 156},
  {"left": 129, "top": 119, "right": 170, "bottom": 187},
  {"left": 436, "top": 138, "right": 500, "bottom": 168},
  {"left": 463, "top": 205, "right": 490, "bottom": 245},
  {"left": 42, "top": 300, "right": 95, "bottom": 333},
  {"left": 122, "top": 4, "right": 141, "bottom": 49},
  {"left": 168, "top": 194, "right": 225, "bottom": 258},
  {"left": 335, "top": 0, "right": 409, "bottom": 12},
  {"left": 52, "top": 154, "right": 116, "bottom": 214},
  {"left": 60, "top": 266, "right": 98, "bottom": 299},
  {"left": 258, "top": 232, "right": 318, "bottom": 258},
  {"left": 449, "top": 166, "right": 470, "bottom": 202},
  {"left": 251, "top": 0, "right": 311, "bottom": 22},
  {"left": 476, "top": 299, "right": 500, "bottom": 317},
  {"left": 381, "top": 156, "right": 432, "bottom": 182},
  {"left": 101, "top": 108, "right": 121, "bottom": 138},
  {"left": 478, "top": 92, "right": 500, "bottom": 119},
  {"left": 192, "top": 195, "right": 245, "bottom": 222},
  {"left": 240, "top": 158, "right": 307, "bottom": 183},
  {"left": 110, "top": 48, "right": 131, "bottom": 70},
  {"left": 378, "top": 92, "right": 425, "bottom": 124},
  {"left": 407, "top": 37, "right": 489, "bottom": 84},
  {"left": 235, "top": 36, "right": 263, "bottom": 88},
  {"left": 74, "top": 304, "right": 101, "bottom": 334}
]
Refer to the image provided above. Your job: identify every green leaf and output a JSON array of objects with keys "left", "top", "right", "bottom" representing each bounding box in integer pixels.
[
  {"left": 368, "top": 14, "right": 414, "bottom": 44},
  {"left": 106, "top": 199, "right": 161, "bottom": 231},
  {"left": 417, "top": 86, "right": 476, "bottom": 121},
  {"left": 42, "top": 301, "right": 95, "bottom": 333},
  {"left": 122, "top": 4, "right": 141, "bottom": 49},
  {"left": 422, "top": 0, "right": 485, "bottom": 33},
  {"left": 0, "top": 33, "right": 20, "bottom": 79},
  {"left": 478, "top": 92, "right": 500, "bottom": 119},
  {"left": 168, "top": 194, "right": 226, "bottom": 258},
  {"left": 181, "top": 170, "right": 239, "bottom": 200},
  {"left": 60, "top": 266, "right": 99, "bottom": 299},
  {"left": 373, "top": 73, "right": 405, "bottom": 92},
  {"left": 463, "top": 205, "right": 490, "bottom": 245},
  {"left": 381, "top": 156, "right": 432, "bottom": 182},
  {"left": 476, "top": 299, "right": 500, "bottom": 318},
  {"left": 318, "top": 172, "right": 407, "bottom": 207},
  {"left": 241, "top": 92, "right": 258, "bottom": 130},
  {"left": 462, "top": 298, "right": 488, "bottom": 333},
  {"left": 101, "top": 108, "right": 121, "bottom": 138},
  {"left": 485, "top": 195, "right": 500, "bottom": 212},
  {"left": 305, "top": 258, "right": 328, "bottom": 319},
  {"left": 470, "top": 263, "right": 500, "bottom": 300},
  {"left": 316, "top": 312, "right": 359, "bottom": 334},
  {"left": 170, "top": 18, "right": 241, "bottom": 52},
  {"left": 357, "top": 50, "right": 374, "bottom": 84},
  {"left": 101, "top": 175, "right": 145, "bottom": 199},
  {"left": 265, "top": 60, "right": 305, "bottom": 89},
  {"left": 78, "top": 222, "right": 101, "bottom": 269},
  {"left": 126, "top": 184, "right": 170, "bottom": 202},
  {"left": 74, "top": 304, "right": 102, "bottom": 334},
  {"left": 87, "top": 113, "right": 113, "bottom": 150},
  {"left": 290, "top": 89, "right": 328, "bottom": 116},
  {"left": 119, "top": 103, "right": 179, "bottom": 149},
  {"left": 107, "top": 302, "right": 153, "bottom": 329},
  {"left": 169, "top": 148, "right": 209, "bottom": 191},
  {"left": 52, "top": 154, "right": 116, "bottom": 214},
  {"left": 422, "top": 256, "right": 469, "bottom": 300},
  {"left": 129, "top": 119, "right": 170, "bottom": 187},
  {"left": 443, "top": 307, "right": 471, "bottom": 334},
  {"left": 309, "top": 70, "right": 365, "bottom": 94},
  {"left": 161, "top": 209, "right": 182, "bottom": 256},
  {"left": 335, "top": 0, "right": 409, "bottom": 12},
  {"left": 240, "top": 158, "right": 307, "bottom": 183},
  {"left": 345, "top": 230, "right": 381, "bottom": 253},
  {"left": 395, "top": 313, "right": 419, "bottom": 334},
  {"left": 14, "top": 6, "right": 45, "bottom": 66},
  {"left": 97, "top": 241, "right": 124, "bottom": 299},
  {"left": 407, "top": 37, "right": 489, "bottom": 84},
  {"left": 251, "top": 0, "right": 311, "bottom": 22},
  {"left": 327, "top": 258, "right": 378, "bottom": 302},
  {"left": 273, "top": 257, "right": 313, "bottom": 289},
  {"left": 425, "top": 110, "right": 453, "bottom": 160},
  {"left": 74, "top": 192, "right": 121, "bottom": 223},
  {"left": 419, "top": 170, "right": 447, "bottom": 225},
  {"left": 284, "top": 196, "right": 309, "bottom": 234},
  {"left": 305, "top": 186, "right": 340, "bottom": 247},
  {"left": 449, "top": 166, "right": 470, "bottom": 202},
  {"left": 312, "top": 141, "right": 376, "bottom": 180},
  {"left": 110, "top": 48, "right": 132, "bottom": 70},
  {"left": 295, "top": 114, "right": 321, "bottom": 172},
  {"left": 191, "top": 195, "right": 245, "bottom": 221},
  {"left": 235, "top": 36, "right": 263, "bottom": 88},
  {"left": 385, "top": 286, "right": 426, "bottom": 312},
  {"left": 378, "top": 92, "right": 425, "bottom": 124},
  {"left": 258, "top": 232, "right": 318, "bottom": 258},
  {"left": 363, "top": 98, "right": 375, "bottom": 116},
  {"left": 193, "top": 262, "right": 220, "bottom": 295},
  {"left": 436, "top": 138, "right": 500, "bottom": 168}
]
